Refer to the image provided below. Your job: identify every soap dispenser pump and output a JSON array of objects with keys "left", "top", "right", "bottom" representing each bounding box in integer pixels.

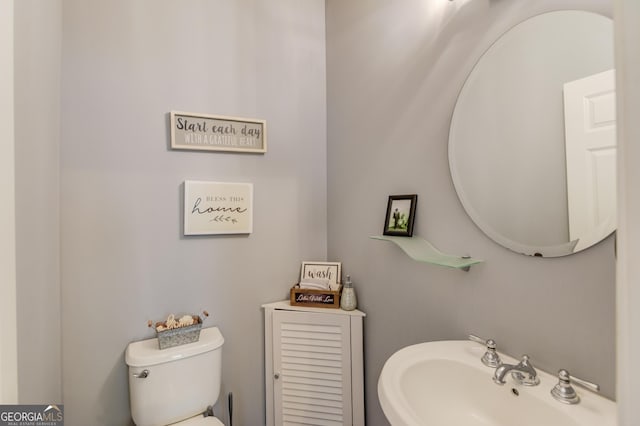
[{"left": 340, "top": 275, "right": 357, "bottom": 311}]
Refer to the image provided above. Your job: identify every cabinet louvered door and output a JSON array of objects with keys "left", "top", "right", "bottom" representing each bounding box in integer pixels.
[{"left": 273, "top": 310, "right": 352, "bottom": 426}]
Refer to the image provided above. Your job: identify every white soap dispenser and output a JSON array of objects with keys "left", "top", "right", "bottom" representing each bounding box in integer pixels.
[{"left": 340, "top": 275, "right": 357, "bottom": 311}]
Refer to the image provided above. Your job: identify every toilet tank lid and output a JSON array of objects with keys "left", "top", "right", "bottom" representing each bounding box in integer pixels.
[{"left": 125, "top": 326, "right": 224, "bottom": 367}]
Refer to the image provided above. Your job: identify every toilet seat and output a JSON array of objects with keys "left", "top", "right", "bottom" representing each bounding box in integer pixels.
[{"left": 171, "top": 415, "right": 224, "bottom": 426}]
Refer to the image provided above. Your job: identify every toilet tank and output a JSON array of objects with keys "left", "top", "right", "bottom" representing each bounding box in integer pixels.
[{"left": 125, "top": 327, "right": 224, "bottom": 426}]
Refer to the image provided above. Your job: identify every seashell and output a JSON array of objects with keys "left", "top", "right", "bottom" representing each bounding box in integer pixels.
[
  {"left": 178, "top": 315, "right": 194, "bottom": 327},
  {"left": 165, "top": 314, "right": 178, "bottom": 329}
]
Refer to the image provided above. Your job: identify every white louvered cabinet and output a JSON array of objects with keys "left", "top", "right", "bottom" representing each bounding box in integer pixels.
[{"left": 263, "top": 301, "right": 366, "bottom": 426}]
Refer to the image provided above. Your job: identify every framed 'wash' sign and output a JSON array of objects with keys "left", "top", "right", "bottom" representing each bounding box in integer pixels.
[{"left": 300, "top": 262, "right": 342, "bottom": 287}]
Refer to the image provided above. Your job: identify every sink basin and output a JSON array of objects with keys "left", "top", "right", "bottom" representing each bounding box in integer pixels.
[{"left": 378, "top": 340, "right": 616, "bottom": 426}]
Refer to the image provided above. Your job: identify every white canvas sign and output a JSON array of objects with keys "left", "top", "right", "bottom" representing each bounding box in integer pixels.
[{"left": 184, "top": 180, "right": 253, "bottom": 235}]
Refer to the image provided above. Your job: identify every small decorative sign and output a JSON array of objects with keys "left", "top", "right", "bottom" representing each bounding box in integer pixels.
[
  {"left": 300, "top": 261, "right": 342, "bottom": 287},
  {"left": 290, "top": 285, "right": 342, "bottom": 309},
  {"left": 184, "top": 180, "right": 253, "bottom": 235},
  {"left": 170, "top": 111, "right": 267, "bottom": 154}
]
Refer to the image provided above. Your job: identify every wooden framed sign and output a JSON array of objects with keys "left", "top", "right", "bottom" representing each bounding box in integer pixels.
[
  {"left": 290, "top": 285, "right": 342, "bottom": 309},
  {"left": 170, "top": 111, "right": 266, "bottom": 153},
  {"left": 184, "top": 180, "right": 253, "bottom": 235}
]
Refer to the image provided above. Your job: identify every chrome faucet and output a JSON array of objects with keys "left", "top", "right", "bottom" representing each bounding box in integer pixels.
[{"left": 493, "top": 355, "right": 540, "bottom": 386}]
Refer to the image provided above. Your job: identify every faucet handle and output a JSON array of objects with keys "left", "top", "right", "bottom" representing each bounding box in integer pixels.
[
  {"left": 511, "top": 355, "right": 540, "bottom": 386},
  {"left": 468, "top": 334, "right": 502, "bottom": 367},
  {"left": 551, "top": 369, "right": 600, "bottom": 404}
]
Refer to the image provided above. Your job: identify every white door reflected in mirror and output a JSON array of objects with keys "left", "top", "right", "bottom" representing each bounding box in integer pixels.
[{"left": 564, "top": 70, "right": 616, "bottom": 253}]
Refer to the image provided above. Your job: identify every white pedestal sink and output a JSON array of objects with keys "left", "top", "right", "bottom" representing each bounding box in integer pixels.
[{"left": 378, "top": 340, "right": 616, "bottom": 426}]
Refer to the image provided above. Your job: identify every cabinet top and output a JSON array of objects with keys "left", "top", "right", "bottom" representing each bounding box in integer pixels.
[{"left": 262, "top": 300, "right": 366, "bottom": 317}]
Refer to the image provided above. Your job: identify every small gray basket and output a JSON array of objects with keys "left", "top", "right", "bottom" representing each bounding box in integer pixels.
[{"left": 156, "top": 317, "right": 203, "bottom": 350}]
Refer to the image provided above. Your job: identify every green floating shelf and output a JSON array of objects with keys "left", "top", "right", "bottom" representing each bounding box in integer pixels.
[{"left": 370, "top": 235, "right": 483, "bottom": 271}]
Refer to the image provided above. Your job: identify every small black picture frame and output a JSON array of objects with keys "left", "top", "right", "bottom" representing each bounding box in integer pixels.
[{"left": 383, "top": 194, "right": 417, "bottom": 237}]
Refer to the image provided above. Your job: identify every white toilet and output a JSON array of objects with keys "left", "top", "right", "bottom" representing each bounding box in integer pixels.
[{"left": 125, "top": 327, "right": 225, "bottom": 426}]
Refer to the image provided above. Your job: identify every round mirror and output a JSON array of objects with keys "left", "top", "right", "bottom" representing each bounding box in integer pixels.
[{"left": 449, "top": 11, "right": 615, "bottom": 257}]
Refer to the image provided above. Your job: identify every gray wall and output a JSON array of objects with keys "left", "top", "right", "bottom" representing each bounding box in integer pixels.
[
  {"left": 14, "top": 0, "right": 63, "bottom": 404},
  {"left": 59, "top": 1, "right": 326, "bottom": 425},
  {"left": 326, "top": 0, "right": 615, "bottom": 425}
]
